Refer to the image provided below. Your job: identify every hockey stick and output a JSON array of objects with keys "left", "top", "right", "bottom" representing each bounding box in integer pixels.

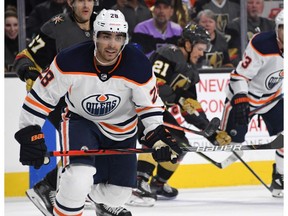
[
  {"left": 224, "top": 93, "right": 284, "bottom": 165},
  {"left": 45, "top": 134, "right": 283, "bottom": 158},
  {"left": 197, "top": 135, "right": 283, "bottom": 169},
  {"left": 248, "top": 93, "right": 283, "bottom": 117},
  {"left": 164, "top": 117, "right": 220, "bottom": 137},
  {"left": 176, "top": 99, "right": 240, "bottom": 168},
  {"left": 232, "top": 151, "right": 272, "bottom": 192},
  {"left": 197, "top": 151, "right": 243, "bottom": 169}
]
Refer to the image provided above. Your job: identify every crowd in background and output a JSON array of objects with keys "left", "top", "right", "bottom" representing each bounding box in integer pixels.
[{"left": 4, "top": 0, "right": 283, "bottom": 72}]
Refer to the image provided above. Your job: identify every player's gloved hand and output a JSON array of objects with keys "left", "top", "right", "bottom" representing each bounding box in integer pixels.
[
  {"left": 216, "top": 130, "right": 231, "bottom": 145},
  {"left": 14, "top": 125, "right": 47, "bottom": 169},
  {"left": 230, "top": 94, "right": 250, "bottom": 125},
  {"left": 144, "top": 125, "right": 182, "bottom": 163},
  {"left": 215, "top": 130, "right": 231, "bottom": 146},
  {"left": 207, "top": 130, "right": 231, "bottom": 146},
  {"left": 181, "top": 98, "right": 201, "bottom": 114},
  {"left": 209, "top": 130, "right": 231, "bottom": 146},
  {"left": 17, "top": 63, "right": 40, "bottom": 92}
]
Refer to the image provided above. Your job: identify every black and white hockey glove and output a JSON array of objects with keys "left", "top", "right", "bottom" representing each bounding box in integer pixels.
[
  {"left": 15, "top": 125, "right": 47, "bottom": 169},
  {"left": 230, "top": 94, "right": 250, "bottom": 125},
  {"left": 144, "top": 125, "right": 182, "bottom": 163}
]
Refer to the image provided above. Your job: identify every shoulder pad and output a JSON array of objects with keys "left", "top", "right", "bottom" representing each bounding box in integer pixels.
[
  {"left": 250, "top": 31, "right": 278, "bottom": 55},
  {"left": 49, "top": 14, "right": 65, "bottom": 25}
]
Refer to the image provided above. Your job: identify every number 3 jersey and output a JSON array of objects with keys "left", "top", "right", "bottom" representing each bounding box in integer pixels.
[
  {"left": 19, "top": 41, "right": 165, "bottom": 141},
  {"left": 226, "top": 31, "right": 283, "bottom": 113}
]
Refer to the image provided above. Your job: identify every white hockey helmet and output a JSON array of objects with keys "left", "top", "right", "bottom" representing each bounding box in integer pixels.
[
  {"left": 275, "top": 10, "right": 283, "bottom": 31},
  {"left": 93, "top": 9, "right": 129, "bottom": 46},
  {"left": 275, "top": 10, "right": 283, "bottom": 41}
]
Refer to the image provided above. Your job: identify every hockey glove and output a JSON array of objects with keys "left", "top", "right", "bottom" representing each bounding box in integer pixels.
[
  {"left": 230, "top": 94, "right": 250, "bottom": 125},
  {"left": 207, "top": 130, "right": 231, "bottom": 146},
  {"left": 17, "top": 63, "right": 40, "bottom": 92},
  {"left": 14, "top": 125, "right": 47, "bottom": 169},
  {"left": 181, "top": 98, "right": 202, "bottom": 115},
  {"left": 144, "top": 125, "right": 182, "bottom": 163}
]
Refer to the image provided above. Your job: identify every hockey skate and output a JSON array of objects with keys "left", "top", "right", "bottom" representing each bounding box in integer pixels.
[
  {"left": 26, "top": 179, "right": 55, "bottom": 216},
  {"left": 270, "top": 163, "right": 284, "bottom": 198},
  {"left": 150, "top": 176, "right": 178, "bottom": 200},
  {"left": 126, "top": 177, "right": 157, "bottom": 207},
  {"left": 95, "top": 203, "right": 132, "bottom": 216}
]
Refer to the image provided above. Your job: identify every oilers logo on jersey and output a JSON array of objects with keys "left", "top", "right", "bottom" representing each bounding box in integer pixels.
[
  {"left": 265, "top": 69, "right": 284, "bottom": 90},
  {"left": 82, "top": 94, "right": 121, "bottom": 116}
]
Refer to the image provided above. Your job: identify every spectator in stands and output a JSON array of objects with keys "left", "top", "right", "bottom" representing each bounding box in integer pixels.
[
  {"left": 112, "top": 0, "right": 152, "bottom": 36},
  {"left": 195, "top": 9, "right": 233, "bottom": 68},
  {"left": 201, "top": 0, "right": 240, "bottom": 33},
  {"left": 148, "top": 0, "right": 190, "bottom": 29},
  {"left": 112, "top": 0, "right": 128, "bottom": 9},
  {"left": 225, "top": 0, "right": 275, "bottom": 66},
  {"left": 131, "top": 0, "right": 182, "bottom": 58},
  {"left": 5, "top": 0, "right": 48, "bottom": 17},
  {"left": 144, "top": 0, "right": 155, "bottom": 8},
  {"left": 26, "top": 0, "right": 48, "bottom": 15},
  {"left": 26, "top": 0, "right": 70, "bottom": 40},
  {"left": 5, "top": 0, "right": 17, "bottom": 10},
  {"left": 97, "top": 0, "right": 117, "bottom": 9},
  {"left": 190, "top": 0, "right": 210, "bottom": 19},
  {"left": 171, "top": 0, "right": 190, "bottom": 28},
  {"left": 5, "top": 6, "right": 19, "bottom": 72}
]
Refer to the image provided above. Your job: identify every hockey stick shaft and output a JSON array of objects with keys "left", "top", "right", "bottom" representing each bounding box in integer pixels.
[
  {"left": 46, "top": 134, "right": 283, "bottom": 157},
  {"left": 198, "top": 134, "right": 283, "bottom": 169},
  {"left": 197, "top": 151, "right": 243, "bottom": 169},
  {"left": 164, "top": 117, "right": 220, "bottom": 137},
  {"left": 233, "top": 151, "right": 272, "bottom": 192},
  {"left": 249, "top": 93, "right": 283, "bottom": 117},
  {"left": 175, "top": 102, "right": 236, "bottom": 168}
]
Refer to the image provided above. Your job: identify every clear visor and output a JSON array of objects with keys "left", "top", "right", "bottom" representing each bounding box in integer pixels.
[{"left": 194, "top": 42, "right": 212, "bottom": 52}]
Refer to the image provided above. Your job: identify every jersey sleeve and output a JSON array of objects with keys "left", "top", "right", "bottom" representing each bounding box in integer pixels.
[
  {"left": 228, "top": 37, "right": 262, "bottom": 95},
  {"left": 14, "top": 30, "right": 57, "bottom": 77},
  {"left": 19, "top": 58, "right": 70, "bottom": 129},
  {"left": 27, "top": 31, "right": 57, "bottom": 69},
  {"left": 131, "top": 72, "right": 165, "bottom": 135}
]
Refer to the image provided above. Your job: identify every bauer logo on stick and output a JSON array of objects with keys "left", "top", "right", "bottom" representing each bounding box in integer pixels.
[{"left": 195, "top": 144, "right": 242, "bottom": 152}]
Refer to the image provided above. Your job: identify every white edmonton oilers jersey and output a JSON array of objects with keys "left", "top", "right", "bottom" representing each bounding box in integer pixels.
[
  {"left": 226, "top": 31, "right": 283, "bottom": 113},
  {"left": 19, "top": 41, "right": 165, "bottom": 141}
]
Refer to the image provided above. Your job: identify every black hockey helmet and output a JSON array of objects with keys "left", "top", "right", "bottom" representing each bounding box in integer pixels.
[{"left": 181, "top": 23, "right": 211, "bottom": 51}]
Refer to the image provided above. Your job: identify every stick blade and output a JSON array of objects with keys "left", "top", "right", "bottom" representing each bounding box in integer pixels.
[
  {"left": 204, "top": 117, "right": 220, "bottom": 136},
  {"left": 259, "top": 134, "right": 283, "bottom": 149}
]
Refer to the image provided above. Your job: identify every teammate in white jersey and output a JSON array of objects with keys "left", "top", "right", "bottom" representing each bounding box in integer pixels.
[
  {"left": 14, "top": 9, "right": 182, "bottom": 216},
  {"left": 221, "top": 10, "right": 283, "bottom": 197}
]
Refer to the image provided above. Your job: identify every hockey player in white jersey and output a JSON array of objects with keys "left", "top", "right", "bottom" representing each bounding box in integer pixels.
[
  {"left": 14, "top": 9, "right": 182, "bottom": 216},
  {"left": 221, "top": 10, "right": 283, "bottom": 197}
]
